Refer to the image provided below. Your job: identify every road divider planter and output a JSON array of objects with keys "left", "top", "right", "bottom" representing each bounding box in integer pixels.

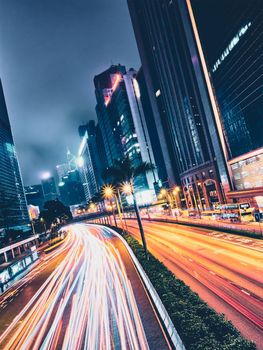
[
  {"left": 105, "top": 226, "right": 185, "bottom": 350},
  {"left": 105, "top": 226, "right": 256, "bottom": 350}
]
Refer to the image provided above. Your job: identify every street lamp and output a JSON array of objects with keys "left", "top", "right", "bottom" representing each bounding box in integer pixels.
[
  {"left": 121, "top": 181, "right": 149, "bottom": 259},
  {"left": 40, "top": 217, "right": 47, "bottom": 234},
  {"left": 160, "top": 188, "right": 173, "bottom": 216},
  {"left": 102, "top": 185, "right": 118, "bottom": 227},
  {"left": 172, "top": 186, "right": 181, "bottom": 208}
]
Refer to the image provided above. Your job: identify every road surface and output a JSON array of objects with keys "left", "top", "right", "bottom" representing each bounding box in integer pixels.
[
  {"left": 0, "top": 223, "right": 171, "bottom": 350},
  {"left": 125, "top": 219, "right": 263, "bottom": 349}
]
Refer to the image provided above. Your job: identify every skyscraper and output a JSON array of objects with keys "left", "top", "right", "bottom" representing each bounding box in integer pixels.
[
  {"left": 128, "top": 0, "right": 231, "bottom": 209},
  {"left": 94, "top": 65, "right": 158, "bottom": 192},
  {"left": 58, "top": 169, "right": 85, "bottom": 206},
  {"left": 41, "top": 175, "right": 58, "bottom": 202},
  {"left": 56, "top": 163, "right": 70, "bottom": 182},
  {"left": 24, "top": 184, "right": 45, "bottom": 210},
  {"left": 136, "top": 68, "right": 168, "bottom": 186},
  {"left": 77, "top": 126, "right": 99, "bottom": 202},
  {"left": 0, "top": 79, "right": 29, "bottom": 231},
  {"left": 191, "top": 0, "right": 263, "bottom": 207}
]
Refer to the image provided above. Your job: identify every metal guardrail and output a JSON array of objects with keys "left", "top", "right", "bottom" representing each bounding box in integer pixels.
[
  {"left": 104, "top": 226, "right": 185, "bottom": 350},
  {"left": 0, "top": 235, "right": 39, "bottom": 254}
]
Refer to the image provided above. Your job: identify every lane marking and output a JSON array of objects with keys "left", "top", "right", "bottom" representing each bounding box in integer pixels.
[{"left": 241, "top": 289, "right": 251, "bottom": 296}]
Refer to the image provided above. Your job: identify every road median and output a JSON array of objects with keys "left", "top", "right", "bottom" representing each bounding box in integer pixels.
[{"left": 110, "top": 226, "right": 256, "bottom": 350}]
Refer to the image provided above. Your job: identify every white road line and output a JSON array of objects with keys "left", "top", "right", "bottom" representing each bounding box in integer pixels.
[{"left": 241, "top": 289, "right": 251, "bottom": 296}]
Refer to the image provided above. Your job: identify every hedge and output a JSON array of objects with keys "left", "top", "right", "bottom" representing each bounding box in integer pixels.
[{"left": 123, "top": 233, "right": 256, "bottom": 350}]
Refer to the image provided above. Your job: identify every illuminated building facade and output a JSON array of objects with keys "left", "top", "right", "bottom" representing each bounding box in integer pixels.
[
  {"left": 41, "top": 176, "right": 58, "bottom": 202},
  {"left": 128, "top": 0, "right": 231, "bottom": 209},
  {"left": 94, "top": 65, "right": 126, "bottom": 167},
  {"left": 192, "top": 0, "right": 263, "bottom": 208},
  {"left": 136, "top": 68, "right": 168, "bottom": 187},
  {"left": 25, "top": 184, "right": 45, "bottom": 210},
  {"left": 58, "top": 169, "right": 85, "bottom": 206},
  {"left": 77, "top": 120, "right": 107, "bottom": 202},
  {"left": 56, "top": 163, "right": 70, "bottom": 182},
  {"left": 0, "top": 80, "right": 29, "bottom": 231},
  {"left": 94, "top": 65, "right": 159, "bottom": 192}
]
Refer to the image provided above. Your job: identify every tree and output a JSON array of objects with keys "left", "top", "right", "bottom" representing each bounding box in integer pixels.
[
  {"left": 103, "top": 156, "right": 154, "bottom": 258},
  {"left": 39, "top": 199, "right": 72, "bottom": 229}
]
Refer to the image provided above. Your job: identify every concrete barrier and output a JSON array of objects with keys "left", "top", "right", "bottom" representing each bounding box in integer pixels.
[{"left": 102, "top": 225, "right": 185, "bottom": 350}]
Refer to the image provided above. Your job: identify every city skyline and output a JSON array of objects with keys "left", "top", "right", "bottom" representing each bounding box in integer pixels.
[
  {"left": 0, "top": 1, "right": 262, "bottom": 349},
  {"left": 0, "top": 0, "right": 140, "bottom": 185}
]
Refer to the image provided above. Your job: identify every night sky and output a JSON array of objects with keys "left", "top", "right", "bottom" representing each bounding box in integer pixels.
[{"left": 0, "top": 0, "right": 140, "bottom": 185}]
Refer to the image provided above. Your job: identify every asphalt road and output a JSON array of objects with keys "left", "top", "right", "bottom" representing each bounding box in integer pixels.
[
  {"left": 125, "top": 219, "right": 263, "bottom": 349},
  {"left": 0, "top": 223, "right": 171, "bottom": 350}
]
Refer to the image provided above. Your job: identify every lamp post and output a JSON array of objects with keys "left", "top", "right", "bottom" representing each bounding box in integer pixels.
[
  {"left": 189, "top": 185, "right": 201, "bottom": 218},
  {"left": 172, "top": 186, "right": 180, "bottom": 206},
  {"left": 117, "top": 188, "right": 128, "bottom": 231},
  {"left": 172, "top": 186, "right": 181, "bottom": 220},
  {"left": 160, "top": 188, "right": 173, "bottom": 216},
  {"left": 40, "top": 217, "right": 47, "bottom": 234},
  {"left": 121, "top": 181, "right": 149, "bottom": 259},
  {"left": 102, "top": 185, "right": 118, "bottom": 227}
]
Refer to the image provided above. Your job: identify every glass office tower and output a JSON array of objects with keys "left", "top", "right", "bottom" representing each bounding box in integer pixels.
[
  {"left": 128, "top": 0, "right": 231, "bottom": 209},
  {"left": 192, "top": 0, "right": 263, "bottom": 207},
  {"left": 94, "top": 65, "right": 158, "bottom": 192},
  {"left": 0, "top": 79, "right": 29, "bottom": 231}
]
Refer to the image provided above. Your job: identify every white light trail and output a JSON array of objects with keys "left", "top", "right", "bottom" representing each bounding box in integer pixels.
[{"left": 0, "top": 225, "right": 149, "bottom": 350}]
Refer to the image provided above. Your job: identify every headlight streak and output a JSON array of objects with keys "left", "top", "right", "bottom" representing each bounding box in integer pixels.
[{"left": 0, "top": 224, "right": 149, "bottom": 350}]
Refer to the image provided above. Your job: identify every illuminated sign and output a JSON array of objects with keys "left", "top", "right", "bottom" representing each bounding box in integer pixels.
[
  {"left": 212, "top": 22, "right": 251, "bottom": 73},
  {"left": 126, "top": 189, "right": 156, "bottom": 206},
  {"left": 240, "top": 203, "right": 250, "bottom": 210}
]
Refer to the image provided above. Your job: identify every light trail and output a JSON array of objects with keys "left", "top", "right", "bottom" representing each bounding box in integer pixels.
[
  {"left": 125, "top": 219, "right": 263, "bottom": 348},
  {"left": 0, "top": 224, "right": 150, "bottom": 350}
]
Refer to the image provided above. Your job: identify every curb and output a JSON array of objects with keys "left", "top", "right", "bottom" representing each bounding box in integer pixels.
[{"left": 101, "top": 225, "right": 185, "bottom": 350}]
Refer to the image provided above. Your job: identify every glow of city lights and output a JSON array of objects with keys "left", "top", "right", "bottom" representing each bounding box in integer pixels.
[
  {"left": 125, "top": 189, "right": 156, "bottom": 206},
  {"left": 104, "top": 74, "right": 122, "bottom": 106},
  {"left": 89, "top": 203, "right": 96, "bottom": 212},
  {"left": 102, "top": 184, "right": 115, "bottom": 199},
  {"left": 212, "top": 22, "right": 252, "bottom": 72},
  {"left": 78, "top": 131, "right": 88, "bottom": 156},
  {"left": 160, "top": 188, "right": 167, "bottom": 196},
  {"left": 121, "top": 181, "right": 133, "bottom": 195},
  {"left": 41, "top": 171, "right": 51, "bottom": 180},
  {"left": 76, "top": 156, "right": 84, "bottom": 167},
  {"left": 155, "top": 89, "right": 161, "bottom": 97},
  {"left": 133, "top": 78, "right": 141, "bottom": 99},
  {"left": 111, "top": 73, "right": 121, "bottom": 92},
  {"left": 0, "top": 225, "right": 149, "bottom": 349},
  {"left": 172, "top": 186, "right": 180, "bottom": 195}
]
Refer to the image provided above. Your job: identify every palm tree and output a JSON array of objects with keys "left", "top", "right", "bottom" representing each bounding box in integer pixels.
[
  {"left": 90, "top": 192, "right": 109, "bottom": 225},
  {"left": 103, "top": 156, "right": 154, "bottom": 259}
]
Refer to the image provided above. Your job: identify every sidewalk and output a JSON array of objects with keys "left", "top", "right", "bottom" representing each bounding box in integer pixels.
[{"left": 140, "top": 215, "right": 263, "bottom": 237}]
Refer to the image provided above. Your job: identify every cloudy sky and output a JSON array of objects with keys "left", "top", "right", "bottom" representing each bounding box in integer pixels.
[{"left": 0, "top": 0, "right": 140, "bottom": 185}]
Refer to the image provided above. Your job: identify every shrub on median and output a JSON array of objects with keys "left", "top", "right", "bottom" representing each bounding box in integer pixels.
[{"left": 123, "top": 233, "right": 256, "bottom": 350}]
